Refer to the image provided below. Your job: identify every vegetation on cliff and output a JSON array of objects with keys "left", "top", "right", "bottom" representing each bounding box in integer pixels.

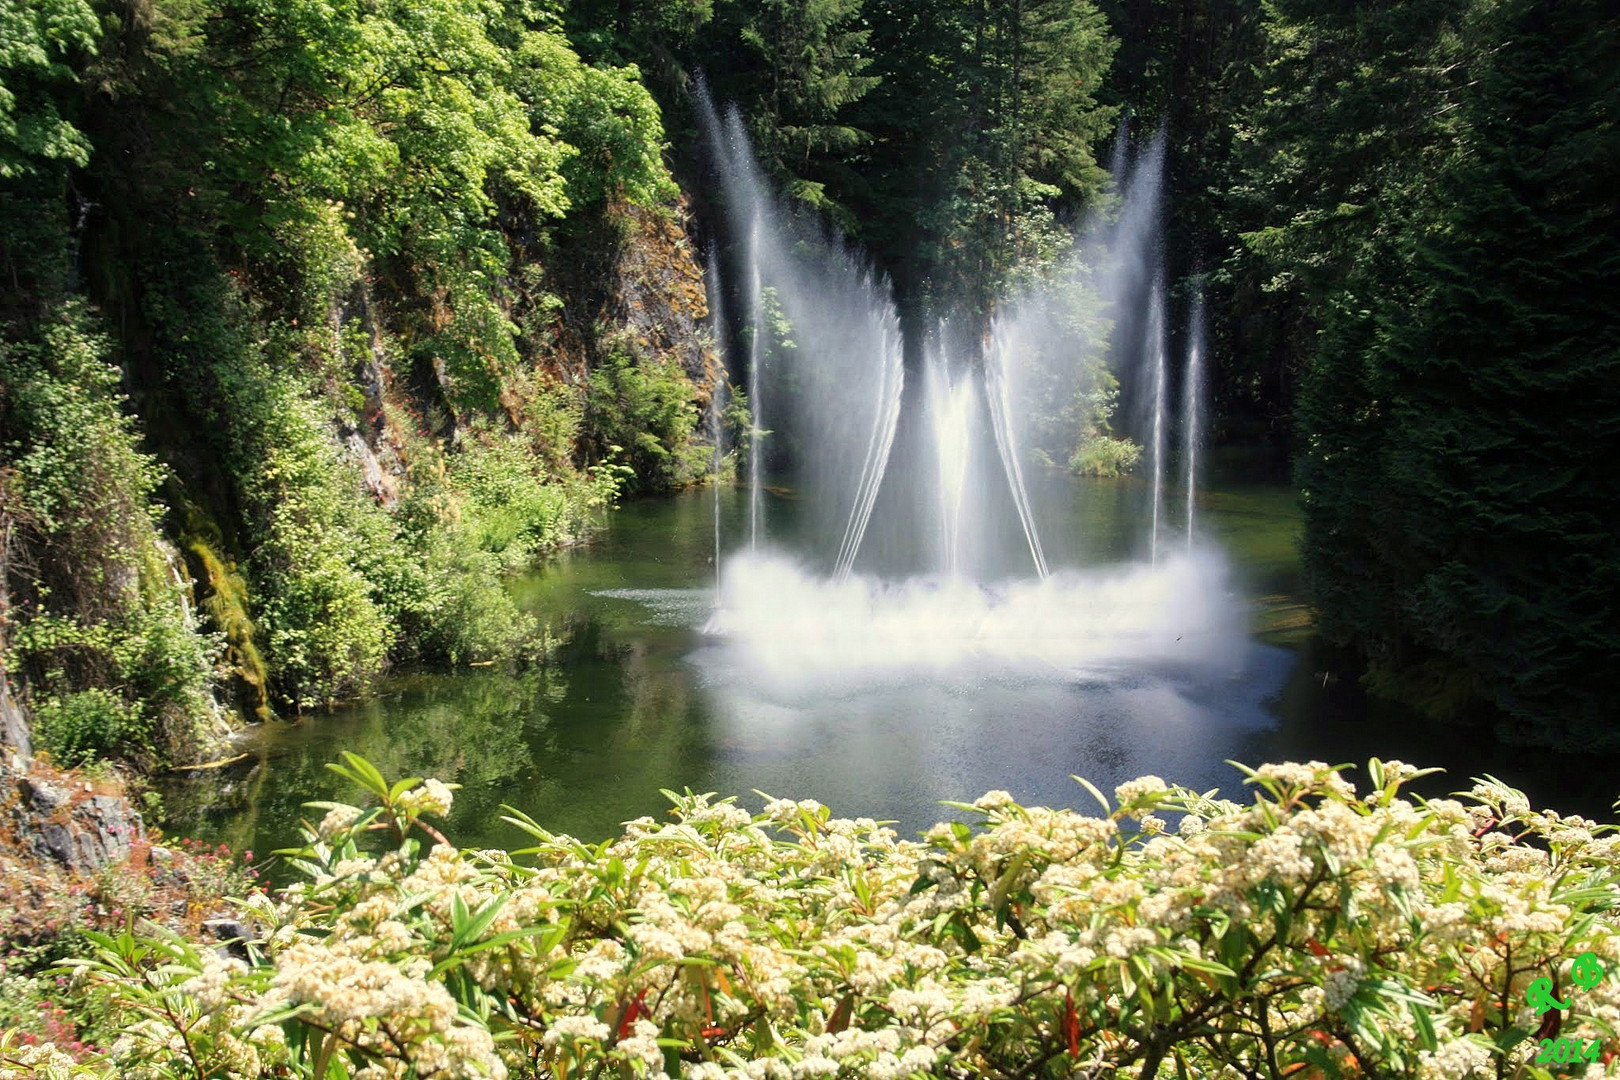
[{"left": 1, "top": 0, "right": 720, "bottom": 764}]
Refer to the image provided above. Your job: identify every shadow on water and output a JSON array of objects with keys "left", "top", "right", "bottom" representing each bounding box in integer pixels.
[{"left": 1251, "top": 641, "right": 1619, "bottom": 823}]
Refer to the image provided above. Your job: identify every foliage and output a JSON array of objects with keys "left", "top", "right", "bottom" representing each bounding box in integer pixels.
[
  {"left": 587, "top": 339, "right": 708, "bottom": 494},
  {"left": 0, "top": 305, "right": 220, "bottom": 765},
  {"left": 1069, "top": 433, "right": 1140, "bottom": 478},
  {"left": 708, "top": 0, "right": 879, "bottom": 214},
  {"left": 387, "top": 421, "right": 619, "bottom": 667},
  {"left": 28, "top": 689, "right": 147, "bottom": 769},
  {"left": 163, "top": 301, "right": 398, "bottom": 711},
  {"left": 1267, "top": 0, "right": 1620, "bottom": 743},
  {"left": 18, "top": 754, "right": 1620, "bottom": 1078},
  {"left": 449, "top": 422, "right": 615, "bottom": 566},
  {"left": 0, "top": 0, "right": 99, "bottom": 178},
  {"left": 509, "top": 32, "right": 679, "bottom": 209}
]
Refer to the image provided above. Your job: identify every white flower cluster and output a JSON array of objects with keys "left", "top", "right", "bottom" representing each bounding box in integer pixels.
[
  {"left": 318, "top": 804, "right": 361, "bottom": 840},
  {"left": 28, "top": 759, "right": 1620, "bottom": 1080},
  {"left": 0, "top": 1040, "right": 86, "bottom": 1080}
]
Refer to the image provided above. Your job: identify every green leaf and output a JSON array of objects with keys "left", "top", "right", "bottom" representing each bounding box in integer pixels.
[
  {"left": 1071, "top": 774, "right": 1112, "bottom": 815},
  {"left": 389, "top": 776, "right": 425, "bottom": 801},
  {"left": 329, "top": 752, "right": 390, "bottom": 800},
  {"left": 451, "top": 894, "right": 510, "bottom": 953},
  {"left": 1408, "top": 998, "right": 1438, "bottom": 1051},
  {"left": 986, "top": 852, "right": 1031, "bottom": 921},
  {"left": 244, "top": 1000, "right": 322, "bottom": 1028},
  {"left": 1173, "top": 954, "right": 1237, "bottom": 978},
  {"left": 430, "top": 924, "right": 566, "bottom": 979}
]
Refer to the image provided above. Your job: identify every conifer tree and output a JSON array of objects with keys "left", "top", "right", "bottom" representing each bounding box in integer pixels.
[
  {"left": 1290, "top": 0, "right": 1620, "bottom": 744},
  {"left": 1364, "top": 0, "right": 1619, "bottom": 745}
]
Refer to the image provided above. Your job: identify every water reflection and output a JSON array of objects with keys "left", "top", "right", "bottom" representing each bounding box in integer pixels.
[
  {"left": 160, "top": 482, "right": 1615, "bottom": 869},
  {"left": 164, "top": 614, "right": 721, "bottom": 862},
  {"left": 690, "top": 645, "right": 1297, "bottom": 836}
]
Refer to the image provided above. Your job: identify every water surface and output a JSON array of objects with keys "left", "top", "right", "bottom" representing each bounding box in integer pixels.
[{"left": 161, "top": 478, "right": 1612, "bottom": 866}]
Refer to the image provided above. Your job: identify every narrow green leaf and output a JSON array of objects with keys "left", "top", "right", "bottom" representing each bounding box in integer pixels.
[
  {"left": 389, "top": 777, "right": 424, "bottom": 801},
  {"left": 1071, "top": 774, "right": 1112, "bottom": 815}
]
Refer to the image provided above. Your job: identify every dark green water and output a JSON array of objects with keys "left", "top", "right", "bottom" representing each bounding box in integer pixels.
[{"left": 159, "top": 478, "right": 1613, "bottom": 868}]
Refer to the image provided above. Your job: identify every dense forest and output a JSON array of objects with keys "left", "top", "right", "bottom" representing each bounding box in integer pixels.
[{"left": 2, "top": 0, "right": 1616, "bottom": 773}]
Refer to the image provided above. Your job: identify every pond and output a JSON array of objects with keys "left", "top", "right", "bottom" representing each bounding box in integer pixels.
[{"left": 159, "top": 473, "right": 1612, "bottom": 868}]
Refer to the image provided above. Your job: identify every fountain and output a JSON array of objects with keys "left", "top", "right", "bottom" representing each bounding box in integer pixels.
[
  {"left": 1184, "top": 293, "right": 1206, "bottom": 549},
  {"left": 1147, "top": 282, "right": 1168, "bottom": 565},
  {"left": 705, "top": 248, "right": 728, "bottom": 593},
  {"left": 695, "top": 91, "right": 1241, "bottom": 702}
]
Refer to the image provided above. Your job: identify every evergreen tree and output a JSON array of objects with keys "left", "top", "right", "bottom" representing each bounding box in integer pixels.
[
  {"left": 852, "top": 0, "right": 1115, "bottom": 330},
  {"left": 691, "top": 0, "right": 879, "bottom": 220},
  {"left": 1291, "top": 0, "right": 1620, "bottom": 745},
  {"left": 1372, "top": 0, "right": 1617, "bottom": 744}
]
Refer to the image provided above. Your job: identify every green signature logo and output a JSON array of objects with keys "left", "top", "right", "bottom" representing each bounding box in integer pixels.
[{"left": 1527, "top": 950, "right": 1606, "bottom": 1016}]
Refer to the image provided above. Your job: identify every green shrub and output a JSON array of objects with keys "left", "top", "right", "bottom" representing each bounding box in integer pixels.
[
  {"left": 452, "top": 427, "right": 585, "bottom": 564},
  {"left": 29, "top": 688, "right": 146, "bottom": 766},
  {"left": 1069, "top": 433, "right": 1143, "bottom": 477},
  {"left": 586, "top": 339, "right": 707, "bottom": 494},
  {"left": 194, "top": 320, "right": 397, "bottom": 709},
  {"left": 37, "top": 755, "right": 1620, "bottom": 1080},
  {"left": 1, "top": 306, "right": 220, "bottom": 763}
]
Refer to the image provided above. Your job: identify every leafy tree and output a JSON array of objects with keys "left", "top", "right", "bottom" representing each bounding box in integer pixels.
[
  {"left": 846, "top": 0, "right": 1115, "bottom": 335},
  {"left": 508, "top": 30, "right": 677, "bottom": 208},
  {"left": 0, "top": 0, "right": 99, "bottom": 178}
]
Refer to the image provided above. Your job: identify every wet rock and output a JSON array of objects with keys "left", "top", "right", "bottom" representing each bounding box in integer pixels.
[{"left": 204, "top": 917, "right": 256, "bottom": 960}]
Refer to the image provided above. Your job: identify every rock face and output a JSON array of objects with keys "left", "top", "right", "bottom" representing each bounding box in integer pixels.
[
  {"left": 0, "top": 672, "right": 28, "bottom": 761},
  {"left": 1, "top": 762, "right": 146, "bottom": 876},
  {"left": 532, "top": 198, "right": 721, "bottom": 396},
  {"left": 607, "top": 202, "right": 722, "bottom": 394}
]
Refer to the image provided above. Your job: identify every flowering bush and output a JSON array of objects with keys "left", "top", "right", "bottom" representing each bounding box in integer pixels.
[{"left": 12, "top": 754, "right": 1620, "bottom": 1078}]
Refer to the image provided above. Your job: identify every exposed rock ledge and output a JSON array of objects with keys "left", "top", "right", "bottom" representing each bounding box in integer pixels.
[{"left": 0, "top": 757, "right": 146, "bottom": 879}]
